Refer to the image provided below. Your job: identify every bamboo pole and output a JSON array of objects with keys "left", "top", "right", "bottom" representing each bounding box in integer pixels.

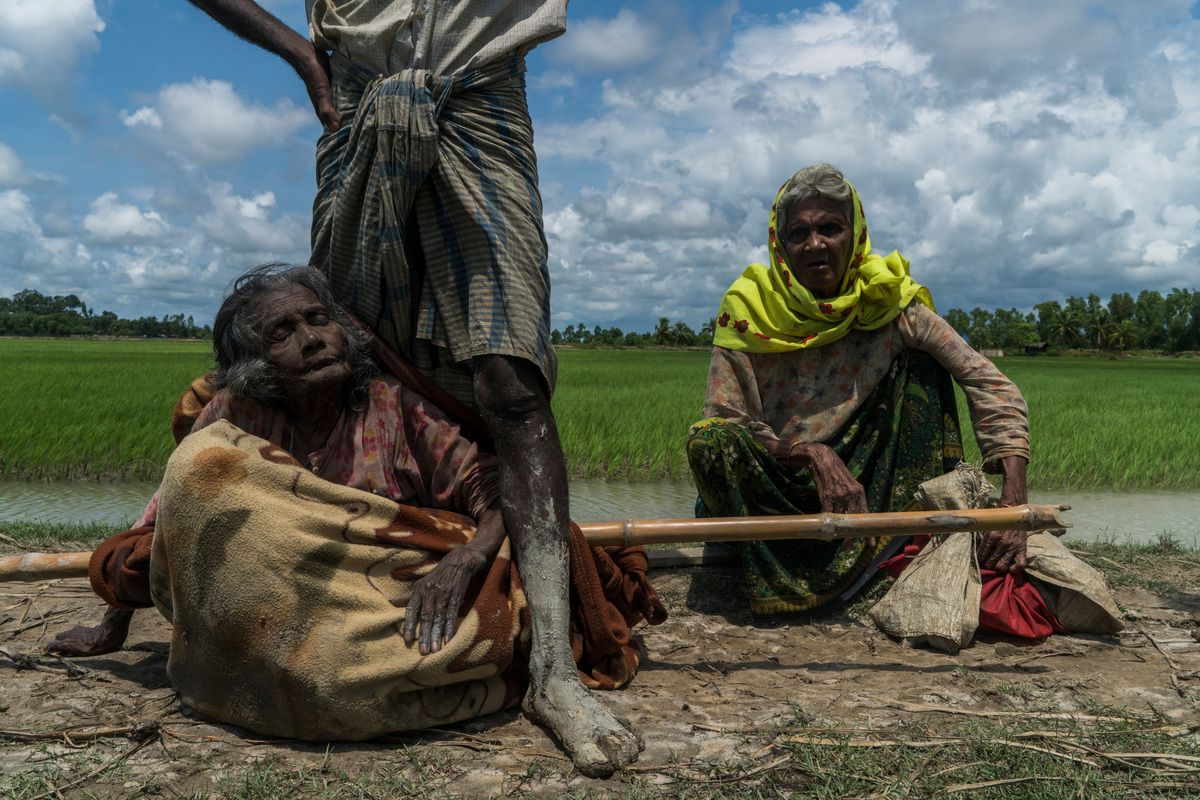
[
  {"left": 0, "top": 504, "right": 1069, "bottom": 583},
  {"left": 0, "top": 552, "right": 91, "bottom": 582},
  {"left": 577, "top": 504, "right": 1071, "bottom": 547}
]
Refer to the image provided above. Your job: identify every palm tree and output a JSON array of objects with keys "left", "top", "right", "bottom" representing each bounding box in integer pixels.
[
  {"left": 1085, "top": 310, "right": 1116, "bottom": 350},
  {"left": 700, "top": 317, "right": 717, "bottom": 344},
  {"left": 1107, "top": 320, "right": 1139, "bottom": 353},
  {"left": 672, "top": 320, "right": 695, "bottom": 346},
  {"left": 1051, "top": 309, "right": 1082, "bottom": 348},
  {"left": 653, "top": 317, "right": 673, "bottom": 346}
]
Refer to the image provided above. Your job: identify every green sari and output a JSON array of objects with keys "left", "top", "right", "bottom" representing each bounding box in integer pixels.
[{"left": 687, "top": 351, "right": 964, "bottom": 619}]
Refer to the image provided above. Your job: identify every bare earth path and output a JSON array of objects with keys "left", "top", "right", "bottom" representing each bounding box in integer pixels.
[{"left": 2, "top": 556, "right": 1198, "bottom": 797}]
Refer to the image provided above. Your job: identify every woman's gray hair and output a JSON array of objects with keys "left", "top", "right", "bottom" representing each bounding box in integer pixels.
[
  {"left": 211, "top": 263, "right": 376, "bottom": 409},
  {"left": 776, "top": 163, "right": 854, "bottom": 229}
]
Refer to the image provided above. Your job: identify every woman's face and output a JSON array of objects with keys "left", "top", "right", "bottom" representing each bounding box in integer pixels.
[
  {"left": 781, "top": 196, "right": 853, "bottom": 299},
  {"left": 254, "top": 284, "right": 350, "bottom": 406}
]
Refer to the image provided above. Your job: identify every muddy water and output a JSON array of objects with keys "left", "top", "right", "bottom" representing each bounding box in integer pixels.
[{"left": 1, "top": 478, "right": 1197, "bottom": 546}]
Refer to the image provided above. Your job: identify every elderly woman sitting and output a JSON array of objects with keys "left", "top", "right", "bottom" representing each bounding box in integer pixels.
[
  {"left": 688, "top": 164, "right": 1116, "bottom": 638},
  {"left": 49, "top": 264, "right": 663, "bottom": 752}
]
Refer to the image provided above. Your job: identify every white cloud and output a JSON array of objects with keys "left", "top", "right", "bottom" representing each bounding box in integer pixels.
[
  {"left": 194, "top": 183, "right": 308, "bottom": 255},
  {"left": 551, "top": 9, "right": 659, "bottom": 72},
  {"left": 83, "top": 193, "right": 169, "bottom": 244},
  {"left": 122, "top": 79, "right": 313, "bottom": 165},
  {"left": 0, "top": 0, "right": 104, "bottom": 101},
  {"left": 531, "top": 0, "right": 1200, "bottom": 327},
  {"left": 0, "top": 144, "right": 26, "bottom": 187}
]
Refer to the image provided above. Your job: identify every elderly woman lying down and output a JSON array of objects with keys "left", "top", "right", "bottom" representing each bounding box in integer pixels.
[
  {"left": 688, "top": 164, "right": 1121, "bottom": 640},
  {"left": 48, "top": 264, "right": 664, "bottom": 749}
]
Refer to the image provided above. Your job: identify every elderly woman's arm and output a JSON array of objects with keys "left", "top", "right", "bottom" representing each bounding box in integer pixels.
[
  {"left": 901, "top": 305, "right": 1032, "bottom": 574},
  {"left": 402, "top": 502, "right": 506, "bottom": 655},
  {"left": 396, "top": 385, "right": 505, "bottom": 653},
  {"left": 705, "top": 347, "right": 868, "bottom": 515}
]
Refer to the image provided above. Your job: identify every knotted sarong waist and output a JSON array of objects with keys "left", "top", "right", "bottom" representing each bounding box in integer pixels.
[{"left": 311, "top": 54, "right": 557, "bottom": 397}]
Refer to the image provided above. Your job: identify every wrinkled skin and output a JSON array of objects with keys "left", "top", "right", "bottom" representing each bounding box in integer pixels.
[
  {"left": 399, "top": 505, "right": 506, "bottom": 655},
  {"left": 765, "top": 438, "right": 1029, "bottom": 572},
  {"left": 45, "top": 606, "right": 133, "bottom": 657},
  {"left": 782, "top": 197, "right": 854, "bottom": 299},
  {"left": 474, "top": 354, "right": 643, "bottom": 777}
]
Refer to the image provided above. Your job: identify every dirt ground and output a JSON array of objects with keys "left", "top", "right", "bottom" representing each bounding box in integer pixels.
[{"left": 2, "top": 554, "right": 1198, "bottom": 797}]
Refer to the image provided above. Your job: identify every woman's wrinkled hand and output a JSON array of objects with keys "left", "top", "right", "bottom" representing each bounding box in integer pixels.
[
  {"left": 771, "top": 440, "right": 872, "bottom": 552},
  {"left": 787, "top": 441, "right": 868, "bottom": 515},
  {"left": 400, "top": 546, "right": 488, "bottom": 656},
  {"left": 44, "top": 607, "right": 133, "bottom": 657},
  {"left": 976, "top": 529, "right": 1028, "bottom": 574},
  {"left": 397, "top": 504, "right": 506, "bottom": 656},
  {"left": 977, "top": 455, "right": 1030, "bottom": 574}
]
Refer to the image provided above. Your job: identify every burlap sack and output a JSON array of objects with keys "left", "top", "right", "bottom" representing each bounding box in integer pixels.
[
  {"left": 870, "top": 464, "right": 1124, "bottom": 649},
  {"left": 1025, "top": 534, "right": 1124, "bottom": 634}
]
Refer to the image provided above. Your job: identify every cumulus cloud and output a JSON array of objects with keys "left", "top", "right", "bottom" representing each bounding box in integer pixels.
[
  {"left": 121, "top": 79, "right": 313, "bottom": 165},
  {"left": 0, "top": 166, "right": 309, "bottom": 324},
  {"left": 83, "top": 193, "right": 169, "bottom": 244},
  {"left": 0, "top": 0, "right": 104, "bottom": 102},
  {"left": 0, "top": 144, "right": 26, "bottom": 187},
  {"left": 550, "top": 9, "right": 659, "bottom": 72},
  {"left": 532, "top": 0, "right": 1200, "bottom": 327},
  {"left": 194, "top": 183, "right": 309, "bottom": 255},
  {"left": 0, "top": 189, "right": 92, "bottom": 300}
]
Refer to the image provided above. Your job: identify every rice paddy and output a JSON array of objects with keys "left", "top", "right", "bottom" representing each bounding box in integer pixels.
[
  {"left": 1, "top": 339, "right": 1197, "bottom": 489},
  {"left": 0, "top": 339, "right": 212, "bottom": 480}
]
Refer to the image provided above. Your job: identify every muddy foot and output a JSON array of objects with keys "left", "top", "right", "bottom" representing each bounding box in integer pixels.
[{"left": 524, "top": 675, "right": 643, "bottom": 777}]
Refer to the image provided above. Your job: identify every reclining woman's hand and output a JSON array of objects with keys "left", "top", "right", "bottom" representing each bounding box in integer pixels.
[
  {"left": 45, "top": 607, "right": 134, "bottom": 657},
  {"left": 977, "top": 456, "right": 1029, "bottom": 574},
  {"left": 400, "top": 505, "right": 506, "bottom": 656}
]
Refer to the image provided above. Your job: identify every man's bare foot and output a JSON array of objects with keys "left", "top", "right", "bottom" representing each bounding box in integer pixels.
[
  {"left": 45, "top": 607, "right": 133, "bottom": 657},
  {"left": 524, "top": 673, "right": 643, "bottom": 778}
]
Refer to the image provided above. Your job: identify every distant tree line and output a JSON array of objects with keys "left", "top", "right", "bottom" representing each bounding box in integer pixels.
[
  {"left": 552, "top": 317, "right": 716, "bottom": 348},
  {"left": 0, "top": 288, "right": 212, "bottom": 339},
  {"left": 944, "top": 288, "right": 1200, "bottom": 354}
]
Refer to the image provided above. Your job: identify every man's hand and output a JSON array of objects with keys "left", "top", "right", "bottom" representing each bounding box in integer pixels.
[
  {"left": 294, "top": 43, "right": 339, "bottom": 130},
  {"left": 45, "top": 607, "right": 133, "bottom": 657},
  {"left": 977, "top": 455, "right": 1029, "bottom": 574},
  {"left": 187, "top": 0, "right": 340, "bottom": 130},
  {"left": 398, "top": 506, "right": 506, "bottom": 655}
]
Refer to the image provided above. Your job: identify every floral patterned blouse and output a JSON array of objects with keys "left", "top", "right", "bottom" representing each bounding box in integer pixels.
[
  {"left": 136, "top": 375, "right": 500, "bottom": 527},
  {"left": 704, "top": 303, "right": 1029, "bottom": 467}
]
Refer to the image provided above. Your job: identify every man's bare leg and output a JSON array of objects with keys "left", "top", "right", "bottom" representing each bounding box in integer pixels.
[{"left": 474, "top": 354, "right": 642, "bottom": 777}]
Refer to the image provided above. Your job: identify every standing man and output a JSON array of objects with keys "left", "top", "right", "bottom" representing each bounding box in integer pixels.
[{"left": 185, "top": 0, "right": 641, "bottom": 777}]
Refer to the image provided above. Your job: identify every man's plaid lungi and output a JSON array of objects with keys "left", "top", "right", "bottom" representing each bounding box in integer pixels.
[{"left": 312, "top": 53, "right": 557, "bottom": 406}]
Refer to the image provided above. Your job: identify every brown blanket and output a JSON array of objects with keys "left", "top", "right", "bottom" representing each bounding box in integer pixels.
[{"left": 94, "top": 421, "right": 664, "bottom": 740}]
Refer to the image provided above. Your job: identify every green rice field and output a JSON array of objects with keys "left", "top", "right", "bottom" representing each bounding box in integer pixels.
[{"left": 1, "top": 339, "right": 1197, "bottom": 489}]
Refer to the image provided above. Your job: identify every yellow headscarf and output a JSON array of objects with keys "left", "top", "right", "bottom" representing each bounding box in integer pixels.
[{"left": 713, "top": 175, "right": 934, "bottom": 353}]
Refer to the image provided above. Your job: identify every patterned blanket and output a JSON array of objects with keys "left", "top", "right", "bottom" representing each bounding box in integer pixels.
[{"left": 144, "top": 420, "right": 664, "bottom": 740}]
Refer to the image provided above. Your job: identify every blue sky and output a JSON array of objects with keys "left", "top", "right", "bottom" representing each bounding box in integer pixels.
[{"left": 1, "top": 0, "right": 1197, "bottom": 333}]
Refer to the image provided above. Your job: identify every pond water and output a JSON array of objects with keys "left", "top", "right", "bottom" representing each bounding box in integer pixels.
[{"left": 1, "top": 478, "right": 1197, "bottom": 546}]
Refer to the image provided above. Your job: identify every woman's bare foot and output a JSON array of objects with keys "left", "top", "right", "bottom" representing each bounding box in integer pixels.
[{"left": 524, "top": 672, "right": 643, "bottom": 777}]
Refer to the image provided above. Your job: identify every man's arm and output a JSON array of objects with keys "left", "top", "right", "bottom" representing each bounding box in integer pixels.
[{"left": 186, "top": 0, "right": 340, "bottom": 129}]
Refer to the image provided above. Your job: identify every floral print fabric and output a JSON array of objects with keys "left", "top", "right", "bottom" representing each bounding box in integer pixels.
[
  {"left": 713, "top": 177, "right": 933, "bottom": 354},
  {"left": 689, "top": 351, "right": 965, "bottom": 617},
  {"left": 136, "top": 375, "right": 499, "bottom": 527},
  {"left": 704, "top": 302, "right": 1029, "bottom": 470}
]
